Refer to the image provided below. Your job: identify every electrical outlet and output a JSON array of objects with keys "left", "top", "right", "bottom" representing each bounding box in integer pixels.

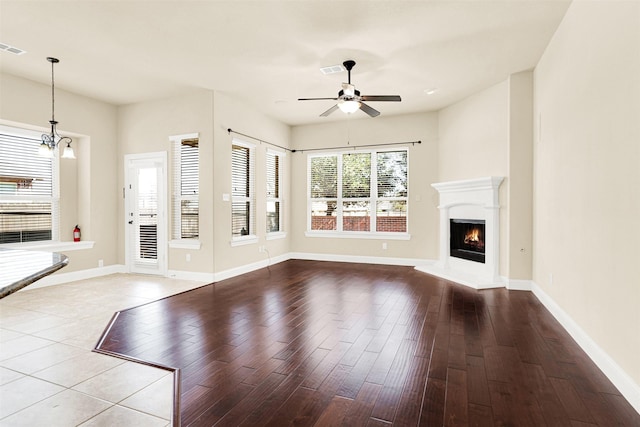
[
  {"left": 549, "top": 273, "right": 553, "bottom": 285},
  {"left": 186, "top": 253, "right": 191, "bottom": 262},
  {"left": 382, "top": 242, "right": 387, "bottom": 250},
  {"left": 98, "top": 259, "right": 104, "bottom": 268}
]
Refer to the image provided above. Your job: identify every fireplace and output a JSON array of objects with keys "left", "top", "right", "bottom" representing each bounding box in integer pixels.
[
  {"left": 415, "top": 176, "right": 504, "bottom": 289},
  {"left": 450, "top": 219, "right": 485, "bottom": 263}
]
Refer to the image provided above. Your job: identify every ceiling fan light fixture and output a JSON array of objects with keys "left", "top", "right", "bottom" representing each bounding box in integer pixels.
[{"left": 338, "top": 99, "right": 361, "bottom": 114}]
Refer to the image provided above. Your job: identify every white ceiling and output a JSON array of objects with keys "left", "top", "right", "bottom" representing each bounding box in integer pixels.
[{"left": 0, "top": 0, "right": 571, "bottom": 126}]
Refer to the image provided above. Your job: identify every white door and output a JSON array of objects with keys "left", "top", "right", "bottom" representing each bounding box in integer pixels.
[{"left": 125, "top": 153, "right": 167, "bottom": 275}]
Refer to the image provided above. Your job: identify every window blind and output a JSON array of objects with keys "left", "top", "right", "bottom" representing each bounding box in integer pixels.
[
  {"left": 376, "top": 151, "right": 408, "bottom": 232},
  {"left": 172, "top": 136, "right": 199, "bottom": 239},
  {"left": 232, "top": 141, "right": 255, "bottom": 237},
  {"left": 0, "top": 131, "right": 58, "bottom": 244},
  {"left": 377, "top": 151, "right": 407, "bottom": 197},
  {"left": 342, "top": 153, "right": 371, "bottom": 231},
  {"left": 309, "top": 155, "right": 338, "bottom": 231},
  {"left": 266, "top": 150, "right": 282, "bottom": 233}
]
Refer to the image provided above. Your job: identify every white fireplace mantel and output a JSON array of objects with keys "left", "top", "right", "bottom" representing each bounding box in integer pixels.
[{"left": 416, "top": 176, "right": 505, "bottom": 289}]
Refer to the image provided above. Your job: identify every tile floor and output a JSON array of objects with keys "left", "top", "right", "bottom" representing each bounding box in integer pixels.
[{"left": 0, "top": 274, "right": 205, "bottom": 426}]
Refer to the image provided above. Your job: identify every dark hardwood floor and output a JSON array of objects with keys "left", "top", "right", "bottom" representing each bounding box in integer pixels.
[{"left": 95, "top": 260, "right": 639, "bottom": 426}]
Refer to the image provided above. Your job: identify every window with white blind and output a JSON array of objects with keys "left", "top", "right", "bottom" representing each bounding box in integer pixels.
[
  {"left": 308, "top": 149, "right": 408, "bottom": 237},
  {"left": 0, "top": 127, "right": 59, "bottom": 244},
  {"left": 231, "top": 140, "right": 255, "bottom": 242},
  {"left": 266, "top": 149, "right": 284, "bottom": 235},
  {"left": 171, "top": 134, "right": 199, "bottom": 241}
]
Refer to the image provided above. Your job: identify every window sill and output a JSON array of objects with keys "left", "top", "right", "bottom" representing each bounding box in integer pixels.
[
  {"left": 230, "top": 235, "right": 258, "bottom": 247},
  {"left": 266, "top": 232, "right": 287, "bottom": 241},
  {"left": 305, "top": 231, "right": 411, "bottom": 240},
  {"left": 0, "top": 241, "right": 95, "bottom": 252},
  {"left": 169, "top": 239, "right": 201, "bottom": 250}
]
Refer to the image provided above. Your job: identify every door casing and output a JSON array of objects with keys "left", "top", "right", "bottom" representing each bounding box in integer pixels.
[{"left": 124, "top": 152, "right": 168, "bottom": 276}]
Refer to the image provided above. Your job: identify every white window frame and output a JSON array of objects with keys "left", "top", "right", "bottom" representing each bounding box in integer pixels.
[
  {"left": 0, "top": 125, "right": 61, "bottom": 246},
  {"left": 266, "top": 148, "right": 286, "bottom": 240},
  {"left": 306, "top": 148, "right": 410, "bottom": 240},
  {"left": 169, "top": 133, "right": 200, "bottom": 250},
  {"left": 231, "top": 139, "right": 257, "bottom": 246}
]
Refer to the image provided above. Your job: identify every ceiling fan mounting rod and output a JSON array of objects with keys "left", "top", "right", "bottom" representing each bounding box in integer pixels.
[{"left": 343, "top": 60, "right": 355, "bottom": 84}]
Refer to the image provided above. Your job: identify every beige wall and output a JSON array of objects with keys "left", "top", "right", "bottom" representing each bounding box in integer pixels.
[
  {"left": 437, "top": 73, "right": 535, "bottom": 281},
  {"left": 1, "top": 73, "right": 118, "bottom": 273},
  {"left": 438, "top": 80, "right": 511, "bottom": 276},
  {"left": 117, "top": 90, "right": 292, "bottom": 275},
  {"left": 507, "top": 71, "right": 534, "bottom": 280},
  {"left": 290, "top": 113, "right": 439, "bottom": 261},
  {"left": 2, "top": 1, "right": 637, "bottom": 400},
  {"left": 117, "top": 90, "right": 216, "bottom": 273},
  {"left": 533, "top": 0, "right": 640, "bottom": 386},
  {"left": 211, "top": 92, "right": 291, "bottom": 273},
  {"left": 438, "top": 80, "right": 510, "bottom": 183}
]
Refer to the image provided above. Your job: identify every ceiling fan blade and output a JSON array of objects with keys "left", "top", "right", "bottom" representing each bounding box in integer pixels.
[
  {"left": 298, "top": 97, "right": 338, "bottom": 101},
  {"left": 359, "top": 102, "right": 380, "bottom": 117},
  {"left": 360, "top": 95, "right": 401, "bottom": 102},
  {"left": 320, "top": 104, "right": 339, "bottom": 117}
]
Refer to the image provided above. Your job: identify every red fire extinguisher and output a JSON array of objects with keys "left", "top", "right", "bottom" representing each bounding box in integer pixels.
[{"left": 73, "top": 225, "right": 81, "bottom": 242}]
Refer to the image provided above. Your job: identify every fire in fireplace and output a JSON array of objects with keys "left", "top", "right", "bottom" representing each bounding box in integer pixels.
[{"left": 450, "top": 219, "right": 486, "bottom": 263}]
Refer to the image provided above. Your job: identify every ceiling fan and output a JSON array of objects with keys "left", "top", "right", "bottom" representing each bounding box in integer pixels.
[{"left": 298, "top": 60, "right": 401, "bottom": 118}]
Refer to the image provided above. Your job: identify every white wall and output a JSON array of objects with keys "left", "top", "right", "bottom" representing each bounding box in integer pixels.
[
  {"left": 533, "top": 0, "right": 640, "bottom": 392},
  {"left": 290, "top": 113, "right": 439, "bottom": 262}
]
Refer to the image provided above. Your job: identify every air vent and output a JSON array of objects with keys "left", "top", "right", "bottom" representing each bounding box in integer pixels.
[
  {"left": 0, "top": 43, "right": 26, "bottom": 55},
  {"left": 320, "top": 64, "right": 345, "bottom": 75}
]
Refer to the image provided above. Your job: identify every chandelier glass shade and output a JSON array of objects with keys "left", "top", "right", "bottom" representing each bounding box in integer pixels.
[{"left": 40, "top": 57, "right": 74, "bottom": 159}]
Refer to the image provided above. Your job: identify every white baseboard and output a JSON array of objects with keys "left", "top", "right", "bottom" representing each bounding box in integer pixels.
[
  {"left": 213, "top": 253, "right": 290, "bottom": 282},
  {"left": 23, "top": 264, "right": 127, "bottom": 291},
  {"left": 166, "top": 270, "right": 215, "bottom": 283},
  {"left": 289, "top": 252, "right": 424, "bottom": 267},
  {"left": 531, "top": 281, "right": 640, "bottom": 415},
  {"left": 505, "top": 278, "right": 532, "bottom": 291}
]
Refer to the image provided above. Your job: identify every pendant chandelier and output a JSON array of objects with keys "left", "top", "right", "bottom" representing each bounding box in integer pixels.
[{"left": 39, "top": 57, "right": 74, "bottom": 159}]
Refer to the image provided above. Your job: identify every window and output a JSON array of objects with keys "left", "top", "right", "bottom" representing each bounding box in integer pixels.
[
  {"left": 231, "top": 140, "right": 255, "bottom": 240},
  {"left": 376, "top": 150, "right": 408, "bottom": 232},
  {"left": 308, "top": 149, "right": 408, "bottom": 236},
  {"left": 266, "top": 150, "right": 284, "bottom": 234},
  {"left": 0, "top": 127, "right": 59, "bottom": 244},
  {"left": 171, "top": 134, "right": 199, "bottom": 240}
]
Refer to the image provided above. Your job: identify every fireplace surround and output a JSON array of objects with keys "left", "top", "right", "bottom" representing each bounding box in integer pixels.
[{"left": 416, "top": 176, "right": 504, "bottom": 289}]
